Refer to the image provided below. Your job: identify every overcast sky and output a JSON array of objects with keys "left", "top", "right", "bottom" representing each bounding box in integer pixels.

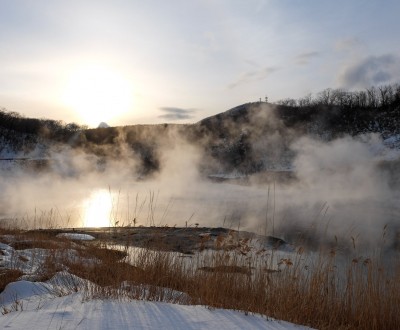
[{"left": 1, "top": 0, "right": 400, "bottom": 127}]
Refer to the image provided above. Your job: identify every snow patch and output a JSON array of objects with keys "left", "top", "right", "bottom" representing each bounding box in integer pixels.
[{"left": 56, "top": 233, "right": 95, "bottom": 241}]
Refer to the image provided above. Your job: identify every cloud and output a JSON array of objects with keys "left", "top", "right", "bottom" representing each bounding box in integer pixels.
[
  {"left": 158, "top": 107, "right": 196, "bottom": 121},
  {"left": 335, "top": 37, "right": 364, "bottom": 52},
  {"left": 228, "top": 66, "right": 278, "bottom": 89},
  {"left": 339, "top": 54, "right": 400, "bottom": 88},
  {"left": 295, "top": 51, "right": 320, "bottom": 65}
]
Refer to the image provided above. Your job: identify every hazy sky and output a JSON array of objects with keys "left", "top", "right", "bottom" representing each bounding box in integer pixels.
[{"left": 1, "top": 0, "right": 400, "bottom": 127}]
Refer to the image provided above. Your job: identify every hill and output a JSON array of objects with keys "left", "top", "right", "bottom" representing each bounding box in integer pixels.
[{"left": 1, "top": 84, "right": 400, "bottom": 178}]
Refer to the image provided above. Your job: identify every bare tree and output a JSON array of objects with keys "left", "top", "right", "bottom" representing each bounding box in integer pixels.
[
  {"left": 298, "top": 93, "right": 312, "bottom": 107},
  {"left": 277, "top": 98, "right": 297, "bottom": 107},
  {"left": 378, "top": 85, "right": 393, "bottom": 107},
  {"left": 316, "top": 88, "right": 333, "bottom": 106},
  {"left": 366, "top": 86, "right": 378, "bottom": 107},
  {"left": 331, "top": 89, "right": 348, "bottom": 107}
]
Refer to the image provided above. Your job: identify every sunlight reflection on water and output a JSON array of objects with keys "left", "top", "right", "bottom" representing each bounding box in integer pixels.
[{"left": 83, "top": 189, "right": 113, "bottom": 227}]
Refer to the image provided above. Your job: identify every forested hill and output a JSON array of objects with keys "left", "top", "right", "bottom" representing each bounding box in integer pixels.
[
  {"left": 199, "top": 85, "right": 400, "bottom": 139},
  {"left": 1, "top": 84, "right": 400, "bottom": 176}
]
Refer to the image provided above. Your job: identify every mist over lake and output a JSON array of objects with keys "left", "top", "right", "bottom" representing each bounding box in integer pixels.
[{"left": 2, "top": 102, "right": 400, "bottom": 251}]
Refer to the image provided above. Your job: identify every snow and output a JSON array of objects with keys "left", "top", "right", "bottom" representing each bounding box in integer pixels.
[
  {"left": 383, "top": 134, "right": 400, "bottom": 152},
  {"left": 0, "top": 238, "right": 311, "bottom": 329},
  {"left": 0, "top": 239, "right": 84, "bottom": 276},
  {"left": 383, "top": 134, "right": 400, "bottom": 146},
  {"left": 0, "top": 280, "right": 54, "bottom": 305},
  {"left": 0, "top": 275, "right": 312, "bottom": 330},
  {"left": 120, "top": 282, "right": 193, "bottom": 304},
  {"left": 56, "top": 233, "right": 96, "bottom": 241}
]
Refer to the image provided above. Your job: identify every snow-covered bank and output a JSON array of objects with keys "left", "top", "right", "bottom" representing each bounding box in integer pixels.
[
  {"left": 0, "top": 232, "right": 313, "bottom": 329},
  {"left": 0, "top": 275, "right": 312, "bottom": 330}
]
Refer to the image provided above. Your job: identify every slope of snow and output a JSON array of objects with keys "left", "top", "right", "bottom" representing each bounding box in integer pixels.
[{"left": 0, "top": 277, "right": 312, "bottom": 330}]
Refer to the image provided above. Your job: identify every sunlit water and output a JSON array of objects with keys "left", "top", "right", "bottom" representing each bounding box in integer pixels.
[
  {"left": 1, "top": 177, "right": 400, "bottom": 249},
  {"left": 73, "top": 182, "right": 276, "bottom": 230},
  {"left": 83, "top": 189, "right": 113, "bottom": 227}
]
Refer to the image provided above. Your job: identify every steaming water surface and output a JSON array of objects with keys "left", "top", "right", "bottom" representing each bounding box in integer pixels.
[
  {"left": 75, "top": 180, "right": 273, "bottom": 229},
  {"left": 1, "top": 132, "right": 400, "bottom": 250},
  {"left": 2, "top": 174, "right": 400, "bottom": 252}
]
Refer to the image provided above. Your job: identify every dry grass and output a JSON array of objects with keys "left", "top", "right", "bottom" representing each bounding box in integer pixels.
[
  {"left": 0, "top": 269, "right": 24, "bottom": 292},
  {"left": 0, "top": 225, "right": 399, "bottom": 329}
]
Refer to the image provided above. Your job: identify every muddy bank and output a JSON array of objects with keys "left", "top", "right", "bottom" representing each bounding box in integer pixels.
[{"left": 31, "top": 226, "right": 291, "bottom": 254}]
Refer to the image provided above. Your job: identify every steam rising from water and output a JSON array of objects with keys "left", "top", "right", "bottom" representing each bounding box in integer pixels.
[{"left": 1, "top": 109, "right": 400, "bottom": 250}]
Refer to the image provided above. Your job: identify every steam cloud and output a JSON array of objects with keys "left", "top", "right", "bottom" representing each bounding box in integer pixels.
[{"left": 1, "top": 105, "right": 400, "bottom": 251}]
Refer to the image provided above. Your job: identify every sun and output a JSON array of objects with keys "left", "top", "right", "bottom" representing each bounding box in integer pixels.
[{"left": 62, "top": 65, "right": 133, "bottom": 127}]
